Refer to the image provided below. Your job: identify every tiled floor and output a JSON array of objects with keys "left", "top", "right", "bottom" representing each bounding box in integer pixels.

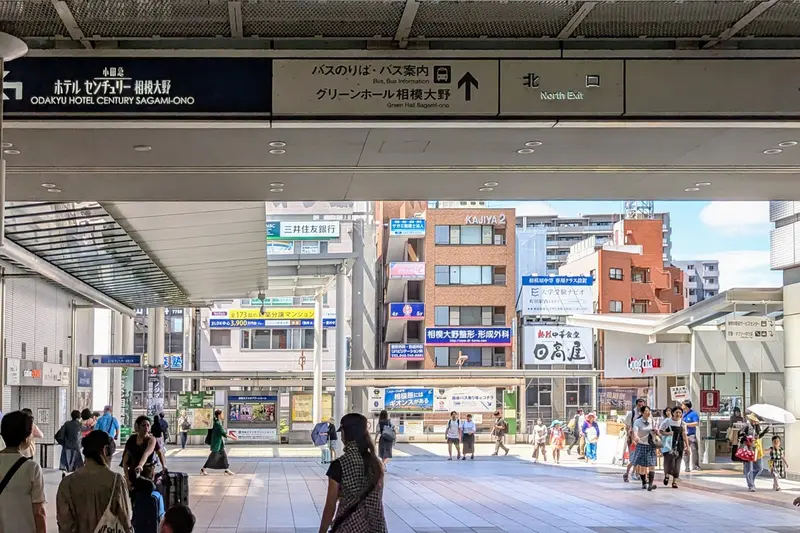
[{"left": 43, "top": 444, "right": 800, "bottom": 533}]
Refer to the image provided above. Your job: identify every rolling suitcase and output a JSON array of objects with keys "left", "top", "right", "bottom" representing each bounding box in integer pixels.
[
  {"left": 320, "top": 445, "right": 331, "bottom": 465},
  {"left": 160, "top": 471, "right": 189, "bottom": 509}
]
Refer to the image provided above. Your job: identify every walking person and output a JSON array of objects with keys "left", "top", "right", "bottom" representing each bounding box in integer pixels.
[
  {"left": 550, "top": 421, "right": 565, "bottom": 464},
  {"left": 56, "top": 430, "right": 132, "bottom": 533},
  {"left": 446, "top": 411, "right": 462, "bottom": 461},
  {"left": 55, "top": 410, "right": 84, "bottom": 477},
  {"left": 19, "top": 408, "right": 44, "bottom": 461},
  {"left": 80, "top": 409, "right": 97, "bottom": 439},
  {"left": 492, "top": 411, "right": 510, "bottom": 456},
  {"left": 739, "top": 413, "right": 769, "bottom": 492},
  {"left": 767, "top": 435, "right": 788, "bottom": 491},
  {"left": 461, "top": 414, "right": 476, "bottom": 460},
  {"left": 178, "top": 410, "right": 191, "bottom": 450},
  {"left": 660, "top": 406, "right": 688, "bottom": 489},
  {"left": 582, "top": 413, "right": 600, "bottom": 464},
  {"left": 201, "top": 409, "right": 237, "bottom": 476},
  {"left": 122, "top": 415, "right": 168, "bottom": 487},
  {"left": 327, "top": 417, "right": 339, "bottom": 460},
  {"left": 94, "top": 405, "right": 120, "bottom": 455},
  {"left": 623, "top": 398, "right": 646, "bottom": 482},
  {"left": 375, "top": 410, "right": 395, "bottom": 470},
  {"left": 0, "top": 411, "right": 47, "bottom": 533},
  {"left": 681, "top": 400, "right": 701, "bottom": 472},
  {"left": 531, "top": 418, "right": 548, "bottom": 463},
  {"left": 318, "top": 413, "right": 387, "bottom": 533},
  {"left": 566, "top": 409, "right": 583, "bottom": 457},
  {"left": 151, "top": 412, "right": 164, "bottom": 449},
  {"left": 159, "top": 413, "right": 170, "bottom": 450},
  {"left": 631, "top": 405, "right": 660, "bottom": 491}
]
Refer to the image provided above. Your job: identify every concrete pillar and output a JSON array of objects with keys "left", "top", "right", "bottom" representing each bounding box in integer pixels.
[
  {"left": 145, "top": 308, "right": 166, "bottom": 417},
  {"left": 335, "top": 269, "right": 347, "bottom": 424},
  {"left": 350, "top": 203, "right": 377, "bottom": 414},
  {"left": 783, "top": 276, "right": 800, "bottom": 473},
  {"left": 121, "top": 314, "right": 134, "bottom": 355},
  {"left": 312, "top": 294, "right": 324, "bottom": 423},
  {"left": 111, "top": 312, "right": 123, "bottom": 422}
]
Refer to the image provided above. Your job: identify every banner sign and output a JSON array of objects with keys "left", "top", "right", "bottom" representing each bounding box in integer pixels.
[
  {"left": 388, "top": 343, "right": 425, "bottom": 360},
  {"left": 384, "top": 387, "right": 434, "bottom": 412},
  {"left": 77, "top": 368, "right": 93, "bottom": 388},
  {"left": 389, "top": 218, "right": 426, "bottom": 237},
  {"left": 521, "top": 275, "right": 594, "bottom": 316},
  {"left": 89, "top": 354, "right": 144, "bottom": 367},
  {"left": 227, "top": 308, "right": 315, "bottom": 320},
  {"left": 425, "top": 327, "right": 512, "bottom": 346},
  {"left": 434, "top": 387, "right": 496, "bottom": 413},
  {"left": 3, "top": 57, "right": 272, "bottom": 117},
  {"left": 163, "top": 354, "right": 184, "bottom": 370},
  {"left": 388, "top": 302, "right": 424, "bottom": 319},
  {"left": 290, "top": 393, "right": 333, "bottom": 422},
  {"left": 523, "top": 326, "right": 592, "bottom": 365},
  {"left": 266, "top": 221, "right": 340, "bottom": 240},
  {"left": 227, "top": 428, "right": 278, "bottom": 442},
  {"left": 241, "top": 297, "right": 315, "bottom": 307},
  {"left": 725, "top": 316, "right": 776, "bottom": 342},
  {"left": 209, "top": 318, "right": 335, "bottom": 329},
  {"left": 388, "top": 262, "right": 425, "bottom": 280},
  {"left": 177, "top": 392, "right": 214, "bottom": 430}
]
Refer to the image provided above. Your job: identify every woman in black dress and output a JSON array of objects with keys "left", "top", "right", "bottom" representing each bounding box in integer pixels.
[
  {"left": 375, "top": 410, "right": 394, "bottom": 470},
  {"left": 121, "top": 415, "right": 167, "bottom": 486}
]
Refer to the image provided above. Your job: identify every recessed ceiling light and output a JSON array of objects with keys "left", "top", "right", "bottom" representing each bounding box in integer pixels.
[
  {"left": 525, "top": 141, "right": 543, "bottom": 147},
  {"left": 764, "top": 148, "right": 782, "bottom": 155},
  {"left": 133, "top": 145, "right": 152, "bottom": 152},
  {"left": 269, "top": 188, "right": 284, "bottom": 193},
  {"left": 41, "top": 183, "right": 56, "bottom": 188},
  {"left": 269, "top": 149, "right": 286, "bottom": 155},
  {"left": 1, "top": 142, "right": 12, "bottom": 149},
  {"left": 269, "top": 141, "right": 286, "bottom": 148},
  {"left": 517, "top": 148, "right": 535, "bottom": 154},
  {"left": 47, "top": 188, "right": 61, "bottom": 193},
  {"left": 484, "top": 181, "right": 499, "bottom": 187},
  {"left": 270, "top": 182, "right": 284, "bottom": 187},
  {"left": 3, "top": 149, "right": 19, "bottom": 155},
  {"left": 695, "top": 182, "right": 712, "bottom": 187},
  {"left": 684, "top": 187, "right": 700, "bottom": 192},
  {"left": 779, "top": 141, "right": 798, "bottom": 148},
  {"left": 478, "top": 187, "right": 494, "bottom": 192}
]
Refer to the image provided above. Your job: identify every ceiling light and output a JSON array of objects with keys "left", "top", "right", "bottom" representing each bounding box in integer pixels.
[
  {"left": 3, "top": 149, "right": 20, "bottom": 155},
  {"left": 684, "top": 187, "right": 700, "bottom": 192},
  {"left": 1, "top": 142, "right": 12, "bottom": 149},
  {"left": 270, "top": 182, "right": 284, "bottom": 187},
  {"left": 517, "top": 148, "right": 535, "bottom": 154},
  {"left": 779, "top": 141, "right": 798, "bottom": 148},
  {"left": 41, "top": 183, "right": 56, "bottom": 188},
  {"left": 46, "top": 188, "right": 61, "bottom": 193},
  {"left": 269, "top": 141, "right": 286, "bottom": 148},
  {"left": 764, "top": 148, "right": 782, "bottom": 155},
  {"left": 695, "top": 182, "right": 711, "bottom": 187},
  {"left": 270, "top": 188, "right": 284, "bottom": 193},
  {"left": 478, "top": 187, "right": 494, "bottom": 192},
  {"left": 525, "top": 141, "right": 543, "bottom": 147},
  {"left": 133, "top": 145, "right": 152, "bottom": 152},
  {"left": 484, "top": 181, "right": 499, "bottom": 187},
  {"left": 269, "top": 149, "right": 286, "bottom": 155}
]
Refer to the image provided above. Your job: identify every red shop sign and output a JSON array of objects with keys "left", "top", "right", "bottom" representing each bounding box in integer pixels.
[{"left": 700, "top": 389, "right": 720, "bottom": 413}]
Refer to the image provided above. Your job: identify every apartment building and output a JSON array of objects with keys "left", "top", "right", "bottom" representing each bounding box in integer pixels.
[{"left": 673, "top": 260, "right": 721, "bottom": 305}]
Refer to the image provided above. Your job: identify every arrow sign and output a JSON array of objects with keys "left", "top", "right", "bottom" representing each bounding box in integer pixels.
[
  {"left": 457, "top": 72, "right": 478, "bottom": 102},
  {"left": 2, "top": 71, "right": 22, "bottom": 101}
]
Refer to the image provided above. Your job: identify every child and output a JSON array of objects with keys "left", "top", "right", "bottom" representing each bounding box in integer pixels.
[
  {"left": 550, "top": 422, "right": 565, "bottom": 464},
  {"left": 768, "top": 435, "right": 788, "bottom": 491},
  {"left": 161, "top": 505, "right": 196, "bottom": 533},
  {"left": 582, "top": 413, "right": 600, "bottom": 464},
  {"left": 132, "top": 463, "right": 166, "bottom": 533}
]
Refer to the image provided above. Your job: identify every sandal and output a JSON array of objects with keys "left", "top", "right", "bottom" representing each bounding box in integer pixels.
[
  {"left": 663, "top": 476, "right": 669, "bottom": 486},
  {"left": 672, "top": 483, "right": 678, "bottom": 489},
  {"left": 623, "top": 473, "right": 629, "bottom": 483}
]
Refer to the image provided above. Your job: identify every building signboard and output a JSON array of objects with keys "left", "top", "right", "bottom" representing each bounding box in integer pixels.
[
  {"left": 670, "top": 385, "right": 689, "bottom": 402},
  {"left": 227, "top": 428, "right": 279, "bottom": 442},
  {"left": 388, "top": 302, "right": 424, "bottom": 320},
  {"left": 389, "top": 218, "right": 426, "bottom": 237},
  {"left": 388, "top": 343, "right": 425, "bottom": 360},
  {"left": 163, "top": 354, "right": 184, "bottom": 370},
  {"left": 388, "top": 262, "right": 425, "bottom": 280},
  {"left": 603, "top": 331, "right": 690, "bottom": 378},
  {"left": 627, "top": 354, "right": 662, "bottom": 374},
  {"left": 6, "top": 358, "right": 20, "bottom": 386},
  {"left": 465, "top": 214, "right": 506, "bottom": 225},
  {"left": 434, "top": 387, "right": 496, "bottom": 413},
  {"left": 6, "top": 359, "right": 66, "bottom": 387},
  {"left": 266, "top": 221, "right": 340, "bottom": 240},
  {"left": 227, "top": 308, "right": 315, "bottom": 320},
  {"left": 425, "top": 327, "right": 512, "bottom": 346},
  {"left": 520, "top": 275, "right": 594, "bottom": 316},
  {"left": 725, "top": 316, "right": 776, "bottom": 342},
  {"left": 42, "top": 363, "right": 64, "bottom": 387},
  {"left": 77, "top": 368, "right": 93, "bottom": 388},
  {"left": 383, "top": 387, "right": 434, "bottom": 412},
  {"left": 89, "top": 355, "right": 144, "bottom": 367},
  {"left": 523, "top": 326, "right": 592, "bottom": 366},
  {"left": 266, "top": 240, "right": 295, "bottom": 255},
  {"left": 209, "top": 318, "right": 336, "bottom": 329}
]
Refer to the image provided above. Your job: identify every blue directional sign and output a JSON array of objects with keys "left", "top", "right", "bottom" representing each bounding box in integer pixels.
[
  {"left": 388, "top": 302, "right": 425, "bottom": 319},
  {"left": 209, "top": 318, "right": 336, "bottom": 329},
  {"left": 89, "top": 355, "right": 143, "bottom": 367},
  {"left": 389, "top": 218, "right": 426, "bottom": 237}
]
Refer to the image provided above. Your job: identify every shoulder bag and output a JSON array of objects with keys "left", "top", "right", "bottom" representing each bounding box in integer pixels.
[
  {"left": 93, "top": 477, "right": 127, "bottom": 533},
  {"left": 0, "top": 457, "right": 29, "bottom": 497}
]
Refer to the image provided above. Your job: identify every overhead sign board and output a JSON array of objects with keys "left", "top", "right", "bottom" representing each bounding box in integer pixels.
[
  {"left": 90, "top": 355, "right": 144, "bottom": 367},
  {"left": 523, "top": 325, "right": 592, "bottom": 366},
  {"left": 227, "top": 308, "right": 316, "bottom": 320},
  {"left": 500, "top": 60, "right": 624, "bottom": 116},
  {"left": 77, "top": 368, "right": 93, "bottom": 388},
  {"left": 521, "top": 275, "right": 594, "bottom": 316},
  {"left": 266, "top": 221, "right": 340, "bottom": 241},
  {"left": 209, "top": 318, "right": 336, "bottom": 329},
  {"left": 725, "top": 316, "right": 776, "bottom": 342},
  {"left": 425, "top": 327, "right": 512, "bottom": 346},
  {"left": 389, "top": 218, "right": 426, "bottom": 237},
  {"left": 388, "top": 302, "right": 424, "bottom": 320},
  {"left": 388, "top": 262, "right": 425, "bottom": 280},
  {"left": 434, "top": 387, "right": 496, "bottom": 413},
  {"left": 272, "top": 59, "right": 499, "bottom": 116},
  {"left": 3, "top": 58, "right": 272, "bottom": 117}
]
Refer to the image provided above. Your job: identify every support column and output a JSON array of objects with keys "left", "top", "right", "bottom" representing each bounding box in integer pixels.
[
  {"left": 312, "top": 294, "right": 324, "bottom": 423},
  {"left": 120, "top": 314, "right": 134, "bottom": 439},
  {"left": 784, "top": 274, "right": 800, "bottom": 473},
  {"left": 111, "top": 312, "right": 123, "bottom": 424},
  {"left": 146, "top": 308, "right": 166, "bottom": 417},
  {"left": 335, "top": 268, "right": 347, "bottom": 424}
]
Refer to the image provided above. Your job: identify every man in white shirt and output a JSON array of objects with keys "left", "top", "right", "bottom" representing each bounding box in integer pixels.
[
  {"left": 0, "top": 410, "right": 47, "bottom": 533},
  {"left": 446, "top": 411, "right": 462, "bottom": 460}
]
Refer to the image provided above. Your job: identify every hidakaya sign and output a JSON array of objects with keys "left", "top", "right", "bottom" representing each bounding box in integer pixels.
[{"left": 523, "top": 325, "right": 592, "bottom": 366}]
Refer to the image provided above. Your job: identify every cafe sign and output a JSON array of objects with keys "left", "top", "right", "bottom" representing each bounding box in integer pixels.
[{"left": 627, "top": 354, "right": 661, "bottom": 374}]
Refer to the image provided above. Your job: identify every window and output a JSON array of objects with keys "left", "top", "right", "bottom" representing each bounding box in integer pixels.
[
  {"left": 589, "top": 269, "right": 596, "bottom": 280},
  {"left": 439, "top": 307, "right": 504, "bottom": 326},
  {"left": 434, "top": 306, "right": 449, "bottom": 326},
  {"left": 688, "top": 288, "right": 697, "bottom": 296},
  {"left": 434, "top": 347, "right": 500, "bottom": 367},
  {"left": 609, "top": 300, "right": 623, "bottom": 313},
  {"left": 210, "top": 329, "right": 231, "bottom": 347},
  {"left": 449, "top": 226, "right": 461, "bottom": 244},
  {"left": 688, "top": 275, "right": 697, "bottom": 282},
  {"left": 707, "top": 291, "right": 716, "bottom": 297},
  {"left": 435, "top": 265, "right": 450, "bottom": 285},
  {"left": 461, "top": 225, "right": 482, "bottom": 245},
  {"left": 460, "top": 266, "right": 482, "bottom": 285},
  {"left": 252, "top": 330, "right": 271, "bottom": 350},
  {"left": 434, "top": 225, "right": 449, "bottom": 244},
  {"left": 436, "top": 266, "right": 505, "bottom": 286},
  {"left": 242, "top": 328, "right": 326, "bottom": 350},
  {"left": 687, "top": 264, "right": 695, "bottom": 270},
  {"left": 674, "top": 283, "right": 680, "bottom": 294},
  {"left": 704, "top": 277, "right": 717, "bottom": 285},
  {"left": 271, "top": 329, "right": 289, "bottom": 349},
  {"left": 482, "top": 226, "right": 493, "bottom": 245},
  {"left": 632, "top": 301, "right": 647, "bottom": 313},
  {"left": 565, "top": 378, "right": 593, "bottom": 410},
  {"left": 434, "top": 225, "right": 502, "bottom": 245},
  {"left": 527, "top": 378, "right": 553, "bottom": 407},
  {"left": 493, "top": 266, "right": 507, "bottom": 285},
  {"left": 460, "top": 306, "right": 482, "bottom": 326},
  {"left": 705, "top": 264, "right": 716, "bottom": 271},
  {"left": 434, "top": 347, "right": 449, "bottom": 367},
  {"left": 609, "top": 268, "right": 623, "bottom": 281}
]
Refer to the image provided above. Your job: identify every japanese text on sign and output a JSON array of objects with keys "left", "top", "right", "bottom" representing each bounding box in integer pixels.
[
  {"left": 524, "top": 326, "right": 592, "bottom": 366},
  {"left": 43, "top": 67, "right": 190, "bottom": 106}
]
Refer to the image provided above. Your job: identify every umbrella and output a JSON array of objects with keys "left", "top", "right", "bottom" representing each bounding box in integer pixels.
[{"left": 746, "top": 404, "right": 797, "bottom": 425}]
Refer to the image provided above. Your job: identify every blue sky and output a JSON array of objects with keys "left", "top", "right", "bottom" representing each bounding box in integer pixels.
[{"left": 492, "top": 200, "right": 779, "bottom": 290}]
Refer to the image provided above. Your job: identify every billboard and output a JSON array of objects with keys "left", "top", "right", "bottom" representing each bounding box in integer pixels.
[
  {"left": 425, "top": 327, "right": 512, "bottom": 346},
  {"left": 434, "top": 387, "right": 496, "bottom": 413},
  {"left": 266, "top": 220, "right": 340, "bottom": 240},
  {"left": 388, "top": 343, "right": 425, "bottom": 360},
  {"left": 389, "top": 218, "right": 426, "bottom": 237},
  {"left": 388, "top": 262, "right": 425, "bottom": 280},
  {"left": 388, "top": 302, "right": 424, "bottom": 320},
  {"left": 523, "top": 326, "right": 593, "bottom": 366},
  {"left": 520, "top": 275, "right": 594, "bottom": 316}
]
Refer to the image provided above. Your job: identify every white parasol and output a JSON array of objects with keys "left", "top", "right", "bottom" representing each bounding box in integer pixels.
[{"left": 746, "top": 404, "right": 797, "bottom": 425}]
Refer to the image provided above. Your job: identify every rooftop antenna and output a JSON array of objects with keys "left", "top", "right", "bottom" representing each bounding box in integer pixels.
[{"left": 624, "top": 201, "right": 655, "bottom": 220}]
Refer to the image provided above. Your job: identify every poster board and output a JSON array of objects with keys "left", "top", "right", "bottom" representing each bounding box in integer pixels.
[
  {"left": 177, "top": 392, "right": 214, "bottom": 433},
  {"left": 290, "top": 393, "right": 333, "bottom": 424}
]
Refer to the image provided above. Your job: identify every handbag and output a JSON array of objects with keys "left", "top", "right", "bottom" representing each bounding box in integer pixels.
[
  {"left": 93, "top": 480, "right": 126, "bottom": 533},
  {"left": 735, "top": 446, "right": 756, "bottom": 462},
  {"left": 661, "top": 435, "right": 673, "bottom": 454}
]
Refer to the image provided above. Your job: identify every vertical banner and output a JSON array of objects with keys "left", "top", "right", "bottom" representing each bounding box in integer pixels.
[
  {"left": 503, "top": 389, "right": 517, "bottom": 435},
  {"left": 120, "top": 367, "right": 133, "bottom": 440}
]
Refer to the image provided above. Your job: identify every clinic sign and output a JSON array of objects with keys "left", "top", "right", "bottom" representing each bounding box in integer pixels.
[
  {"left": 388, "top": 343, "right": 425, "bottom": 360},
  {"left": 388, "top": 262, "right": 425, "bottom": 280},
  {"left": 521, "top": 275, "right": 594, "bottom": 316},
  {"left": 389, "top": 219, "right": 426, "bottom": 237},
  {"left": 388, "top": 302, "right": 424, "bottom": 320},
  {"left": 266, "top": 221, "right": 340, "bottom": 240},
  {"left": 425, "top": 327, "right": 512, "bottom": 346}
]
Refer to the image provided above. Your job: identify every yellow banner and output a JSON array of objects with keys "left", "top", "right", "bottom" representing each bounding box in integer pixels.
[{"left": 227, "top": 308, "right": 315, "bottom": 320}]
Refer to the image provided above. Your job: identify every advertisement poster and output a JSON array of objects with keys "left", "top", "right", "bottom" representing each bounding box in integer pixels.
[
  {"left": 598, "top": 388, "right": 638, "bottom": 415},
  {"left": 520, "top": 275, "right": 594, "bottom": 316},
  {"left": 291, "top": 393, "right": 333, "bottom": 422},
  {"left": 434, "top": 387, "right": 496, "bottom": 413},
  {"left": 177, "top": 392, "right": 214, "bottom": 430},
  {"left": 229, "top": 399, "right": 277, "bottom": 423},
  {"left": 388, "top": 262, "right": 425, "bottom": 280},
  {"left": 523, "top": 326, "right": 593, "bottom": 366},
  {"left": 384, "top": 387, "right": 434, "bottom": 412},
  {"left": 227, "top": 428, "right": 279, "bottom": 442}
]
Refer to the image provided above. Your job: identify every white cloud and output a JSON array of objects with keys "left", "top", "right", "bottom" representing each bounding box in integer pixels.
[
  {"left": 699, "top": 201, "right": 770, "bottom": 234},
  {"left": 712, "top": 250, "right": 781, "bottom": 291},
  {"left": 494, "top": 201, "right": 558, "bottom": 217}
]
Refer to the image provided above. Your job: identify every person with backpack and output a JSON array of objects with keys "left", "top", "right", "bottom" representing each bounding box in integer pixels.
[
  {"left": 131, "top": 462, "right": 166, "bottom": 533},
  {"left": 375, "top": 410, "right": 395, "bottom": 470},
  {"left": 445, "top": 411, "right": 462, "bottom": 461},
  {"left": 492, "top": 411, "right": 510, "bottom": 456},
  {"left": 0, "top": 411, "right": 47, "bottom": 533},
  {"left": 55, "top": 410, "right": 84, "bottom": 477}
]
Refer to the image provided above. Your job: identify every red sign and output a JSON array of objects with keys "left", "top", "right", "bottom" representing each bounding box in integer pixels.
[
  {"left": 700, "top": 389, "right": 720, "bottom": 413},
  {"left": 627, "top": 354, "right": 662, "bottom": 374}
]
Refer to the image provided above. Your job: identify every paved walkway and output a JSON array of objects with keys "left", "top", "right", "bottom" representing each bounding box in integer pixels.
[{"left": 42, "top": 444, "right": 800, "bottom": 533}]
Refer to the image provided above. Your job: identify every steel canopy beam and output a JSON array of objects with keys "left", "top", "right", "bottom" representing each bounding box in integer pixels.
[
  {"left": 50, "top": 0, "right": 92, "bottom": 49},
  {"left": 228, "top": 1, "right": 243, "bottom": 39},
  {"left": 394, "top": 0, "right": 420, "bottom": 49},
  {"left": 557, "top": 1, "right": 596, "bottom": 39},
  {"left": 703, "top": 0, "right": 778, "bottom": 49}
]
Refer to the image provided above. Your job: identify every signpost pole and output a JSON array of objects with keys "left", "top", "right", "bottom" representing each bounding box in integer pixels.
[
  {"left": 334, "top": 267, "right": 347, "bottom": 426},
  {"left": 312, "top": 292, "right": 323, "bottom": 424}
]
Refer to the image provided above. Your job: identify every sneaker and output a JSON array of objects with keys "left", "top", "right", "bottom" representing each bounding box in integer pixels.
[
  {"left": 623, "top": 473, "right": 629, "bottom": 483},
  {"left": 470, "top": 455, "right": 474, "bottom": 460},
  {"left": 224, "top": 469, "right": 235, "bottom": 476},
  {"left": 749, "top": 488, "right": 756, "bottom": 492},
  {"left": 461, "top": 456, "right": 466, "bottom": 461},
  {"left": 663, "top": 476, "right": 669, "bottom": 486},
  {"left": 200, "top": 469, "right": 208, "bottom": 476},
  {"left": 647, "top": 484, "right": 656, "bottom": 492},
  {"left": 504, "top": 449, "right": 509, "bottom": 456},
  {"left": 448, "top": 457, "right": 452, "bottom": 461},
  {"left": 492, "top": 453, "right": 498, "bottom": 456}
]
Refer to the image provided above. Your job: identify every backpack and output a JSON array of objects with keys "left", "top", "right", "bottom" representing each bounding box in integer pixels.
[
  {"left": 381, "top": 422, "right": 396, "bottom": 442},
  {"left": 131, "top": 483, "right": 161, "bottom": 533}
]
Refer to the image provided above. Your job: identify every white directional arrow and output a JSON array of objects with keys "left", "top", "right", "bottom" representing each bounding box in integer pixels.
[{"left": 2, "top": 70, "right": 22, "bottom": 101}]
